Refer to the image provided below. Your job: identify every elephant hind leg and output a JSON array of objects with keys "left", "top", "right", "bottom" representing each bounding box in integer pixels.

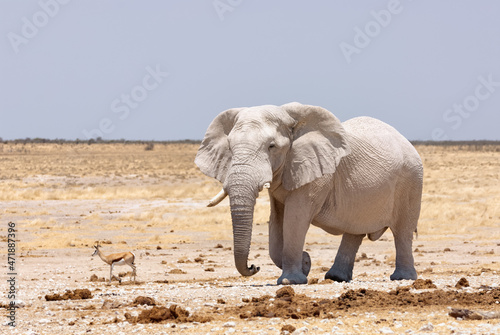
[
  {"left": 390, "top": 173, "right": 420, "bottom": 281},
  {"left": 390, "top": 228, "right": 417, "bottom": 281},
  {"left": 325, "top": 233, "right": 364, "bottom": 282}
]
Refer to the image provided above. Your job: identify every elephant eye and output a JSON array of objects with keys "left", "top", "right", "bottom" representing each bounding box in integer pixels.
[{"left": 269, "top": 142, "right": 276, "bottom": 150}]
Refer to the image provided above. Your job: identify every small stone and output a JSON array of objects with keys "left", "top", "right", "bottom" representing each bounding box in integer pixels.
[
  {"left": 379, "top": 327, "right": 394, "bottom": 334},
  {"left": 419, "top": 323, "right": 434, "bottom": 332},
  {"left": 292, "top": 326, "right": 309, "bottom": 334},
  {"left": 14, "top": 300, "right": 25, "bottom": 308},
  {"left": 223, "top": 321, "right": 236, "bottom": 327}
]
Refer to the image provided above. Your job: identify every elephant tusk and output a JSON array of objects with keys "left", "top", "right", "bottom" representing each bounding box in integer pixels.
[
  {"left": 263, "top": 182, "right": 271, "bottom": 189},
  {"left": 207, "top": 189, "right": 228, "bottom": 207}
]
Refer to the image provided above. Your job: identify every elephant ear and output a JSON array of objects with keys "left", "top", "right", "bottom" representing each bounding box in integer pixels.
[
  {"left": 281, "top": 102, "right": 350, "bottom": 191},
  {"left": 195, "top": 108, "right": 244, "bottom": 183}
]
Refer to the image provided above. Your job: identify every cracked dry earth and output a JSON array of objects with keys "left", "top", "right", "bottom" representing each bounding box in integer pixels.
[{"left": 2, "top": 218, "right": 500, "bottom": 335}]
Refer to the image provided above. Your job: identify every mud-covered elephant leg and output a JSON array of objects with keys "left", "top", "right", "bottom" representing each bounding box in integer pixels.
[
  {"left": 390, "top": 228, "right": 417, "bottom": 280},
  {"left": 326, "top": 233, "right": 365, "bottom": 282}
]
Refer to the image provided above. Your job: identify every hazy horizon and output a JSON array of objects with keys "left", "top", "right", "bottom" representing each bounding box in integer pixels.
[{"left": 2, "top": 1, "right": 500, "bottom": 141}]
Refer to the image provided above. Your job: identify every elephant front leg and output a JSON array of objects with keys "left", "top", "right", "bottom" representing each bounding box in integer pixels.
[
  {"left": 269, "top": 198, "right": 284, "bottom": 270},
  {"left": 277, "top": 200, "right": 313, "bottom": 285},
  {"left": 325, "top": 233, "right": 364, "bottom": 282},
  {"left": 269, "top": 198, "right": 312, "bottom": 278}
]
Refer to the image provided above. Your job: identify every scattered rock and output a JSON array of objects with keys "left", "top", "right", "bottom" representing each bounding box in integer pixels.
[
  {"left": 169, "top": 269, "right": 187, "bottom": 274},
  {"left": 308, "top": 278, "right": 319, "bottom": 284},
  {"left": 89, "top": 274, "right": 105, "bottom": 282},
  {"left": 281, "top": 324, "right": 296, "bottom": 334},
  {"left": 449, "top": 308, "right": 500, "bottom": 320},
  {"left": 215, "top": 244, "right": 223, "bottom": 248},
  {"left": 132, "top": 296, "right": 157, "bottom": 306},
  {"left": 102, "top": 300, "right": 122, "bottom": 309},
  {"left": 205, "top": 267, "right": 215, "bottom": 272},
  {"left": 125, "top": 304, "right": 212, "bottom": 324},
  {"left": 419, "top": 323, "right": 434, "bottom": 331},
  {"left": 45, "top": 289, "right": 92, "bottom": 301},
  {"left": 449, "top": 308, "right": 484, "bottom": 320},
  {"left": 223, "top": 321, "right": 236, "bottom": 327},
  {"left": 455, "top": 277, "right": 470, "bottom": 289},
  {"left": 293, "top": 326, "right": 309, "bottom": 334}
]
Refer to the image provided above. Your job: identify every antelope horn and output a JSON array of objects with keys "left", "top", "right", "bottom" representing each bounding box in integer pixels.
[{"left": 207, "top": 189, "right": 228, "bottom": 207}]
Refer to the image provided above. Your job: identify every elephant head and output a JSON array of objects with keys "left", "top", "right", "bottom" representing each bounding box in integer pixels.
[{"left": 195, "top": 102, "right": 350, "bottom": 277}]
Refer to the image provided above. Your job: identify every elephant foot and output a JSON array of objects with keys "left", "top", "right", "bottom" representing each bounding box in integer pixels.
[
  {"left": 302, "top": 251, "right": 311, "bottom": 276},
  {"left": 325, "top": 267, "right": 352, "bottom": 283},
  {"left": 390, "top": 267, "right": 417, "bottom": 281},
  {"left": 278, "top": 272, "right": 308, "bottom": 285}
]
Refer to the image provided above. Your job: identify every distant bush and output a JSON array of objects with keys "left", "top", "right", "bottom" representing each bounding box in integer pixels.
[
  {"left": 144, "top": 143, "right": 154, "bottom": 151},
  {"left": 411, "top": 140, "right": 500, "bottom": 152}
]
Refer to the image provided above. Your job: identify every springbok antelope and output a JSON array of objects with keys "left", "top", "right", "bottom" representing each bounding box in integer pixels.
[{"left": 91, "top": 245, "right": 136, "bottom": 283}]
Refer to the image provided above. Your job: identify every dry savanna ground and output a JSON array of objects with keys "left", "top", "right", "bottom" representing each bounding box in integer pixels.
[{"left": 1, "top": 142, "right": 500, "bottom": 334}]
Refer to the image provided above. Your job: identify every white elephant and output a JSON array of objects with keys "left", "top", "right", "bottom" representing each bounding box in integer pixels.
[{"left": 195, "top": 103, "right": 423, "bottom": 285}]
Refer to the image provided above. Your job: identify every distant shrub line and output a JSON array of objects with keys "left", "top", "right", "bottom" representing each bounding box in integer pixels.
[
  {"left": 0, "top": 137, "right": 202, "bottom": 145},
  {"left": 1, "top": 138, "right": 499, "bottom": 151},
  {"left": 410, "top": 140, "right": 500, "bottom": 146}
]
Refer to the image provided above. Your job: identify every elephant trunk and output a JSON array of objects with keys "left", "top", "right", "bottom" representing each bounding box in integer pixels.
[{"left": 225, "top": 168, "right": 261, "bottom": 277}]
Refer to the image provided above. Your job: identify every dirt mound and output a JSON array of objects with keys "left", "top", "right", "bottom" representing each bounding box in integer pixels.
[
  {"left": 276, "top": 286, "right": 295, "bottom": 298},
  {"left": 229, "top": 285, "right": 500, "bottom": 320},
  {"left": 125, "top": 304, "right": 212, "bottom": 324},
  {"left": 89, "top": 274, "right": 106, "bottom": 282},
  {"left": 455, "top": 277, "right": 470, "bottom": 289},
  {"left": 412, "top": 278, "right": 437, "bottom": 289},
  {"left": 45, "top": 289, "right": 93, "bottom": 301}
]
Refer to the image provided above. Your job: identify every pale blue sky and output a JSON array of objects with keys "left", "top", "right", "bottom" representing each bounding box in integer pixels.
[{"left": 1, "top": 1, "right": 499, "bottom": 141}]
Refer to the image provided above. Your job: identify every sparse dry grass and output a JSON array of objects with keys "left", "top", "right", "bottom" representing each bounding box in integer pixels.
[
  {"left": 1, "top": 142, "right": 499, "bottom": 251},
  {"left": 415, "top": 145, "right": 500, "bottom": 239},
  {"left": 0, "top": 142, "right": 220, "bottom": 201}
]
